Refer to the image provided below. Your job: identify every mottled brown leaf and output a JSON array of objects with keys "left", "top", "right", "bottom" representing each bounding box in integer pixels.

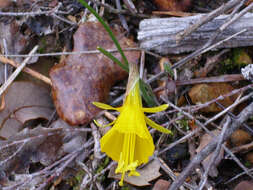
[
  {"left": 188, "top": 83, "right": 238, "bottom": 112},
  {"left": 230, "top": 129, "right": 252, "bottom": 147},
  {"left": 50, "top": 22, "right": 140, "bottom": 125}
]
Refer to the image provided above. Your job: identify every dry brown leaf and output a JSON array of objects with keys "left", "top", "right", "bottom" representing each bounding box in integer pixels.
[
  {"left": 188, "top": 83, "right": 238, "bottom": 112},
  {"left": 50, "top": 22, "right": 140, "bottom": 125},
  {"left": 109, "top": 159, "right": 161, "bottom": 186},
  {"left": 196, "top": 130, "right": 224, "bottom": 177},
  {"left": 0, "top": 82, "right": 54, "bottom": 138},
  {"left": 153, "top": 0, "right": 192, "bottom": 11},
  {"left": 230, "top": 129, "right": 252, "bottom": 147}
]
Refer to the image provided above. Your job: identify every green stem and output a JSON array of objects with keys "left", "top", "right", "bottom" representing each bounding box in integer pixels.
[
  {"left": 79, "top": 0, "right": 129, "bottom": 69},
  {"left": 98, "top": 47, "right": 129, "bottom": 72}
]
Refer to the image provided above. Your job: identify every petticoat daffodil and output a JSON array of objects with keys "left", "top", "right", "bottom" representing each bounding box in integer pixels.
[{"left": 93, "top": 63, "right": 172, "bottom": 186}]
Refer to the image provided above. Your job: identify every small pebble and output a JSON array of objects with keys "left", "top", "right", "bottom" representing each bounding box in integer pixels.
[
  {"left": 152, "top": 179, "right": 171, "bottom": 190},
  {"left": 245, "top": 152, "right": 253, "bottom": 164},
  {"left": 234, "top": 180, "right": 253, "bottom": 190}
]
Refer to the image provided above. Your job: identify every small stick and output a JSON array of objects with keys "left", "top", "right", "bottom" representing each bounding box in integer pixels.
[
  {"left": 0, "top": 10, "right": 69, "bottom": 16},
  {"left": 0, "top": 46, "right": 39, "bottom": 96},
  {"left": 231, "top": 141, "right": 253, "bottom": 154},
  {"left": 116, "top": 0, "right": 129, "bottom": 31},
  {"left": 172, "top": 28, "right": 247, "bottom": 70},
  {"left": 203, "top": 93, "right": 253, "bottom": 126},
  {"left": 175, "top": 74, "right": 244, "bottom": 86},
  {"left": 157, "top": 157, "right": 195, "bottom": 190},
  {"left": 176, "top": 0, "right": 241, "bottom": 42},
  {"left": 0, "top": 47, "right": 140, "bottom": 57},
  {"left": 167, "top": 101, "right": 253, "bottom": 190},
  {"left": 123, "top": 0, "right": 137, "bottom": 13},
  {"left": 139, "top": 50, "right": 145, "bottom": 79},
  {"left": 0, "top": 55, "right": 52, "bottom": 86},
  {"left": 198, "top": 117, "right": 230, "bottom": 190}
]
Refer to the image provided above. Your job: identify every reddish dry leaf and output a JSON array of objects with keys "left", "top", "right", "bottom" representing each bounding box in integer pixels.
[
  {"left": 0, "top": 82, "right": 54, "bottom": 138},
  {"left": 153, "top": 0, "right": 192, "bottom": 11},
  {"left": 50, "top": 22, "right": 140, "bottom": 125},
  {"left": 188, "top": 83, "right": 238, "bottom": 113}
]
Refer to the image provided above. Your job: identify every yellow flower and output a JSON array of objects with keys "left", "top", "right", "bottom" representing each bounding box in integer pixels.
[{"left": 93, "top": 63, "right": 172, "bottom": 186}]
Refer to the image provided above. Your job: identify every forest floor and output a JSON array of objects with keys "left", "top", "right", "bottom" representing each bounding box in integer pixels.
[{"left": 0, "top": 0, "right": 253, "bottom": 190}]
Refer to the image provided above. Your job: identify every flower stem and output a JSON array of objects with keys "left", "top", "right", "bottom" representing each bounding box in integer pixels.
[{"left": 126, "top": 62, "right": 139, "bottom": 95}]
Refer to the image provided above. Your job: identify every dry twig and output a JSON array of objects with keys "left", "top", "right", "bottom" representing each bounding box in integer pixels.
[
  {"left": 167, "top": 101, "right": 253, "bottom": 190},
  {"left": 0, "top": 46, "right": 38, "bottom": 96}
]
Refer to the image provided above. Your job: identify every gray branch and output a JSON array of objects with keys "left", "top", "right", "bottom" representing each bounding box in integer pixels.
[
  {"left": 168, "top": 102, "right": 253, "bottom": 190},
  {"left": 138, "top": 13, "right": 253, "bottom": 54}
]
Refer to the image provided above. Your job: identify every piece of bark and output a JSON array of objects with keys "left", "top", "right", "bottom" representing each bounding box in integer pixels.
[{"left": 138, "top": 13, "right": 253, "bottom": 54}]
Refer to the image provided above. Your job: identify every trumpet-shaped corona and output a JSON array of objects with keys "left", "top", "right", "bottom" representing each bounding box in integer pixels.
[{"left": 93, "top": 64, "right": 172, "bottom": 186}]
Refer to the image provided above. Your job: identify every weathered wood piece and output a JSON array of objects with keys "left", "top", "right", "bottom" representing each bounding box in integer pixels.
[{"left": 138, "top": 13, "right": 253, "bottom": 54}]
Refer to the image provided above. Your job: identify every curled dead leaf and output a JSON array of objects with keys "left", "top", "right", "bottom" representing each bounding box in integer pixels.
[
  {"left": 0, "top": 82, "right": 54, "bottom": 139},
  {"left": 50, "top": 22, "right": 140, "bottom": 125}
]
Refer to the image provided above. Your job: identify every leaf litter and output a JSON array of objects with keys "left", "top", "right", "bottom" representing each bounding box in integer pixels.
[{"left": 0, "top": 0, "right": 253, "bottom": 189}]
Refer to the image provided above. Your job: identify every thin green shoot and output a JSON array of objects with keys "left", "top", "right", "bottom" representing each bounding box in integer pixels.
[
  {"left": 97, "top": 47, "right": 129, "bottom": 72},
  {"left": 79, "top": 0, "right": 129, "bottom": 70}
]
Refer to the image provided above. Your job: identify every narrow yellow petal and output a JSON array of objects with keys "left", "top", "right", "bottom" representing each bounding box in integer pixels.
[
  {"left": 93, "top": 119, "right": 116, "bottom": 128},
  {"left": 145, "top": 116, "right": 172, "bottom": 135},
  {"left": 93, "top": 102, "right": 120, "bottom": 110},
  {"left": 119, "top": 173, "right": 125, "bottom": 186},
  {"left": 142, "top": 104, "right": 169, "bottom": 113}
]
